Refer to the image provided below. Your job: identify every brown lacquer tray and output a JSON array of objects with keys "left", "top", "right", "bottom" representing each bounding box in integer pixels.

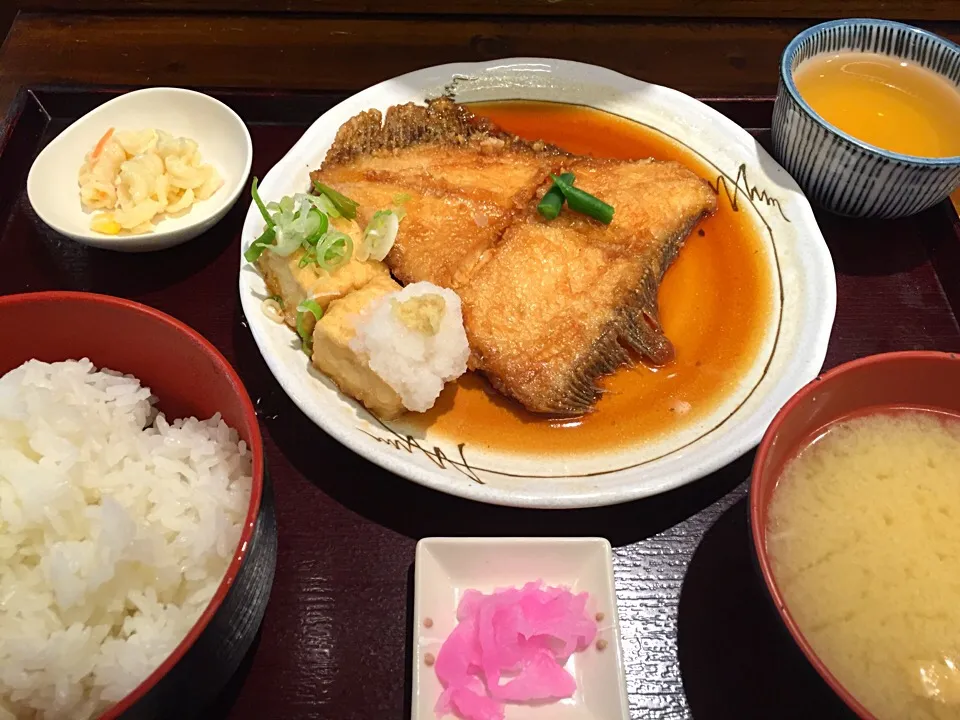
[{"left": 2, "top": 87, "right": 959, "bottom": 720}]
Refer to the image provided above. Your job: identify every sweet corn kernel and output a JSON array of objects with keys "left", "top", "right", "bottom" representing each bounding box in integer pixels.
[{"left": 90, "top": 214, "right": 121, "bottom": 235}]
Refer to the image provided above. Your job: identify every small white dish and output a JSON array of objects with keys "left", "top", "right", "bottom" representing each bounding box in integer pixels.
[
  {"left": 27, "top": 87, "right": 252, "bottom": 252},
  {"left": 413, "top": 537, "right": 629, "bottom": 720}
]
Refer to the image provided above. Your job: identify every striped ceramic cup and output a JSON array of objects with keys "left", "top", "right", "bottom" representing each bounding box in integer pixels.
[{"left": 772, "top": 19, "right": 960, "bottom": 219}]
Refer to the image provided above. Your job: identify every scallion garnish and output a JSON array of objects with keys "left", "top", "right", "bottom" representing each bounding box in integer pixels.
[
  {"left": 297, "top": 251, "right": 315, "bottom": 269},
  {"left": 246, "top": 175, "right": 358, "bottom": 264},
  {"left": 537, "top": 172, "right": 574, "bottom": 220},
  {"left": 296, "top": 230, "right": 354, "bottom": 271},
  {"left": 303, "top": 208, "right": 329, "bottom": 246},
  {"left": 314, "top": 193, "right": 341, "bottom": 219},
  {"left": 358, "top": 210, "right": 400, "bottom": 262},
  {"left": 251, "top": 177, "right": 275, "bottom": 228},
  {"left": 550, "top": 174, "right": 615, "bottom": 225},
  {"left": 296, "top": 299, "right": 324, "bottom": 354},
  {"left": 313, "top": 181, "right": 359, "bottom": 220},
  {"left": 317, "top": 231, "right": 354, "bottom": 272},
  {"left": 244, "top": 227, "right": 276, "bottom": 262},
  {"left": 244, "top": 178, "right": 281, "bottom": 261}
]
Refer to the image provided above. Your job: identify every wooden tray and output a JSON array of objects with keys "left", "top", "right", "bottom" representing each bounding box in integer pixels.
[{"left": 2, "top": 86, "right": 959, "bottom": 720}]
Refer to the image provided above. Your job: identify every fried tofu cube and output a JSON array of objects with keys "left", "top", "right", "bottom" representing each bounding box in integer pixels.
[
  {"left": 311, "top": 276, "right": 405, "bottom": 419},
  {"left": 256, "top": 217, "right": 390, "bottom": 326}
]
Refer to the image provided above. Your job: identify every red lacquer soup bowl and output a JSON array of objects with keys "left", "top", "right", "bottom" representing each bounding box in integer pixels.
[
  {"left": 0, "top": 291, "right": 276, "bottom": 719},
  {"left": 750, "top": 351, "right": 960, "bottom": 720}
]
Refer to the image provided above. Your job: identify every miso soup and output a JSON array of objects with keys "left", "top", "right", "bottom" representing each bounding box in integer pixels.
[{"left": 767, "top": 409, "right": 960, "bottom": 719}]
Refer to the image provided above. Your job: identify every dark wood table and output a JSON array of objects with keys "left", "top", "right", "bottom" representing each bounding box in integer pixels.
[{"left": 1, "top": 5, "right": 960, "bottom": 719}]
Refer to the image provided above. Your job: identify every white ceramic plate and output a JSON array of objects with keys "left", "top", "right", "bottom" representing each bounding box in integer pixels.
[
  {"left": 413, "top": 537, "right": 628, "bottom": 720},
  {"left": 238, "top": 58, "right": 836, "bottom": 508},
  {"left": 28, "top": 87, "right": 252, "bottom": 252}
]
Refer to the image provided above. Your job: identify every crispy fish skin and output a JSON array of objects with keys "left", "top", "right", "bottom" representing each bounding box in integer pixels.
[
  {"left": 313, "top": 99, "right": 717, "bottom": 415},
  {"left": 314, "top": 100, "right": 562, "bottom": 288},
  {"left": 459, "top": 220, "right": 645, "bottom": 412},
  {"left": 460, "top": 159, "right": 716, "bottom": 414},
  {"left": 321, "top": 100, "right": 559, "bottom": 168}
]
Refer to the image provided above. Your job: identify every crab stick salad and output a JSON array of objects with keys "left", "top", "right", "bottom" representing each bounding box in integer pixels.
[{"left": 79, "top": 128, "right": 223, "bottom": 234}]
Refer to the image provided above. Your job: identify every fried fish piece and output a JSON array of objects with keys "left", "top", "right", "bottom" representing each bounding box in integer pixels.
[
  {"left": 460, "top": 157, "right": 716, "bottom": 413},
  {"left": 314, "top": 101, "right": 561, "bottom": 288},
  {"left": 313, "top": 99, "right": 717, "bottom": 415}
]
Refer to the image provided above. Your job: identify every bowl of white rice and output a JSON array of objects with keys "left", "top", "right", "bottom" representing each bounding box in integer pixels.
[{"left": 0, "top": 291, "right": 275, "bottom": 719}]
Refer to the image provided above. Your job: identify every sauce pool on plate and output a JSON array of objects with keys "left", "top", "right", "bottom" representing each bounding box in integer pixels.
[
  {"left": 401, "top": 100, "right": 774, "bottom": 455},
  {"left": 794, "top": 51, "right": 960, "bottom": 158}
]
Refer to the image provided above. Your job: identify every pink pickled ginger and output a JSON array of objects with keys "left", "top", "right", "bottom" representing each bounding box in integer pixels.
[{"left": 434, "top": 581, "right": 598, "bottom": 720}]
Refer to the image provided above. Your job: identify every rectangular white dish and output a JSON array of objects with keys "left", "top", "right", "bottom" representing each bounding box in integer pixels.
[{"left": 412, "top": 537, "right": 629, "bottom": 720}]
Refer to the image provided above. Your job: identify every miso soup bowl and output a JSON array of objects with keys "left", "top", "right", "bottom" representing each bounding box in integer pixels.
[
  {"left": 772, "top": 19, "right": 960, "bottom": 218},
  {"left": 0, "top": 291, "right": 277, "bottom": 719},
  {"left": 750, "top": 351, "right": 960, "bottom": 719}
]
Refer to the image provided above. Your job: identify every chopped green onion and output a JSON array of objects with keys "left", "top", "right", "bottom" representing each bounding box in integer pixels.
[
  {"left": 297, "top": 230, "right": 353, "bottom": 270},
  {"left": 537, "top": 172, "right": 574, "bottom": 220},
  {"left": 317, "top": 231, "right": 354, "bottom": 272},
  {"left": 251, "top": 178, "right": 275, "bottom": 228},
  {"left": 268, "top": 294, "right": 284, "bottom": 307},
  {"left": 271, "top": 224, "right": 303, "bottom": 257},
  {"left": 296, "top": 299, "right": 324, "bottom": 354},
  {"left": 244, "top": 227, "right": 276, "bottom": 262},
  {"left": 393, "top": 192, "right": 412, "bottom": 205},
  {"left": 314, "top": 193, "right": 341, "bottom": 218},
  {"left": 313, "top": 181, "right": 359, "bottom": 220},
  {"left": 298, "top": 299, "right": 323, "bottom": 319},
  {"left": 302, "top": 208, "right": 329, "bottom": 246},
  {"left": 550, "top": 174, "right": 615, "bottom": 225},
  {"left": 358, "top": 210, "right": 400, "bottom": 262},
  {"left": 249, "top": 179, "right": 361, "bottom": 268},
  {"left": 298, "top": 251, "right": 315, "bottom": 269}
]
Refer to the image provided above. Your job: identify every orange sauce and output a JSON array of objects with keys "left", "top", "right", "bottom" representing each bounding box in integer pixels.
[
  {"left": 794, "top": 52, "right": 960, "bottom": 158},
  {"left": 403, "top": 101, "right": 774, "bottom": 455}
]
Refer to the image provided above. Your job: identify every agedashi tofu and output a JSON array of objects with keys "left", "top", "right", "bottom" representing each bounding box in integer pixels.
[
  {"left": 311, "top": 276, "right": 405, "bottom": 419},
  {"left": 257, "top": 217, "right": 390, "bottom": 327}
]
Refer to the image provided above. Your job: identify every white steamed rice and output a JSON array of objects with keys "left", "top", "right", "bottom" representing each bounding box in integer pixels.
[{"left": 0, "top": 359, "right": 252, "bottom": 719}]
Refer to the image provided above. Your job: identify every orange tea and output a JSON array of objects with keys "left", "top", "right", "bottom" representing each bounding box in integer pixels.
[{"left": 794, "top": 51, "right": 960, "bottom": 158}]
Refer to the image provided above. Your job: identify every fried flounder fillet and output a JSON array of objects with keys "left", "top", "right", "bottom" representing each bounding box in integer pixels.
[
  {"left": 316, "top": 101, "right": 561, "bottom": 288},
  {"left": 312, "top": 99, "right": 717, "bottom": 415}
]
